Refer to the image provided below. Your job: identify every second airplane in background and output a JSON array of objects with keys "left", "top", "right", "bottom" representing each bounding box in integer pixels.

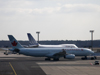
[{"left": 25, "top": 33, "right": 78, "bottom": 48}]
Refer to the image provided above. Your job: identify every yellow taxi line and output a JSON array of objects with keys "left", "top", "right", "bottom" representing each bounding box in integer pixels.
[{"left": 9, "top": 62, "right": 17, "bottom": 75}]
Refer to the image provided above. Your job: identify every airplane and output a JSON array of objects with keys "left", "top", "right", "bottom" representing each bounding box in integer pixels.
[
  {"left": 6, "top": 35, "right": 95, "bottom": 61},
  {"left": 26, "top": 33, "right": 78, "bottom": 48}
]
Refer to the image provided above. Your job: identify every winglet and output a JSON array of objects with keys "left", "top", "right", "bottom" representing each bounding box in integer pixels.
[
  {"left": 27, "top": 33, "right": 39, "bottom": 46},
  {"left": 8, "top": 35, "right": 23, "bottom": 49}
]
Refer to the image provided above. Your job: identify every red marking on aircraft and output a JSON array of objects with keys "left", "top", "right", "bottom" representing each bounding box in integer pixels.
[{"left": 12, "top": 41, "right": 17, "bottom": 46}]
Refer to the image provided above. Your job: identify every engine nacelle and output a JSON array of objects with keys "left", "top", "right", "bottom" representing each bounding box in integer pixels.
[
  {"left": 13, "top": 49, "right": 20, "bottom": 53},
  {"left": 64, "top": 54, "right": 75, "bottom": 59}
]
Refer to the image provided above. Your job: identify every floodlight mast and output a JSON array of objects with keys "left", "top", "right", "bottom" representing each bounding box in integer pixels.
[
  {"left": 36, "top": 31, "right": 40, "bottom": 42},
  {"left": 90, "top": 30, "right": 94, "bottom": 50}
]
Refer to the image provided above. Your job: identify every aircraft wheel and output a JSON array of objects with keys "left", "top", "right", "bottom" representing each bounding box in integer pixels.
[
  {"left": 53, "top": 58, "right": 59, "bottom": 61},
  {"left": 4, "top": 52, "right": 6, "bottom": 54},
  {"left": 91, "top": 57, "right": 95, "bottom": 60},
  {"left": 4, "top": 52, "right": 8, "bottom": 55},
  {"left": 6, "top": 53, "right": 8, "bottom": 55},
  {"left": 45, "top": 58, "right": 51, "bottom": 61},
  {"left": 81, "top": 56, "right": 87, "bottom": 60},
  {"left": 81, "top": 58, "right": 86, "bottom": 60},
  {"left": 91, "top": 56, "right": 97, "bottom": 60},
  {"left": 94, "top": 56, "right": 97, "bottom": 59}
]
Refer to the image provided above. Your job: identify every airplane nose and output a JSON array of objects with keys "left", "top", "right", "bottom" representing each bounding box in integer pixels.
[
  {"left": 84, "top": 49, "right": 94, "bottom": 55},
  {"left": 90, "top": 50, "right": 94, "bottom": 54}
]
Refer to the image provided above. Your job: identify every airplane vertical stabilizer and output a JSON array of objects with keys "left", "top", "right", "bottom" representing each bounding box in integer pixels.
[
  {"left": 27, "top": 33, "right": 39, "bottom": 46},
  {"left": 8, "top": 35, "right": 23, "bottom": 49}
]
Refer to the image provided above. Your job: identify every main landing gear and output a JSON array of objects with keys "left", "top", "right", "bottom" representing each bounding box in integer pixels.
[
  {"left": 81, "top": 56, "right": 97, "bottom": 60},
  {"left": 45, "top": 57, "right": 59, "bottom": 61},
  {"left": 45, "top": 58, "right": 51, "bottom": 60},
  {"left": 81, "top": 56, "right": 87, "bottom": 60},
  {"left": 4, "top": 50, "right": 8, "bottom": 55},
  {"left": 91, "top": 56, "right": 97, "bottom": 60},
  {"left": 53, "top": 58, "right": 59, "bottom": 61}
]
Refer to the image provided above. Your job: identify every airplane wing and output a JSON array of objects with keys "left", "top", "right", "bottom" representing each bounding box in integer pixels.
[
  {"left": 46, "top": 49, "right": 66, "bottom": 57},
  {"left": 53, "top": 49, "right": 66, "bottom": 56},
  {"left": 46, "top": 49, "right": 75, "bottom": 59}
]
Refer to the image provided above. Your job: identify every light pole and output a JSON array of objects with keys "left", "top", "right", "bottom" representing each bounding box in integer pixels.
[
  {"left": 90, "top": 30, "right": 94, "bottom": 50},
  {"left": 36, "top": 31, "right": 40, "bottom": 42}
]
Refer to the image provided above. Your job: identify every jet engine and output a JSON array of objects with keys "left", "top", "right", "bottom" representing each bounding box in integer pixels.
[
  {"left": 12, "top": 48, "right": 20, "bottom": 54},
  {"left": 13, "top": 49, "right": 20, "bottom": 53},
  {"left": 64, "top": 54, "right": 75, "bottom": 59}
]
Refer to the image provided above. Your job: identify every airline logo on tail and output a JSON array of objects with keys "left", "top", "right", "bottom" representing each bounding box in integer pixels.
[{"left": 12, "top": 41, "right": 17, "bottom": 46}]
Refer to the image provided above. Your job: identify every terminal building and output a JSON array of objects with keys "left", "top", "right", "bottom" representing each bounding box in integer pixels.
[{"left": 0, "top": 40, "right": 100, "bottom": 52}]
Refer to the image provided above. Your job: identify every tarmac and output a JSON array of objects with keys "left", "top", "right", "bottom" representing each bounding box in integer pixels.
[{"left": 0, "top": 51, "right": 100, "bottom": 75}]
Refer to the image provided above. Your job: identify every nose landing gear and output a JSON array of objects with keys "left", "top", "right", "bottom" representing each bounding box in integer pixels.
[
  {"left": 81, "top": 56, "right": 97, "bottom": 60},
  {"left": 91, "top": 56, "right": 97, "bottom": 60}
]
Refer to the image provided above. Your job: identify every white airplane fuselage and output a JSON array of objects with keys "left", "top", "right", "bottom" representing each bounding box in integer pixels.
[
  {"left": 27, "top": 33, "right": 78, "bottom": 48},
  {"left": 10, "top": 48, "right": 94, "bottom": 57},
  {"left": 28, "top": 44, "right": 78, "bottom": 48}
]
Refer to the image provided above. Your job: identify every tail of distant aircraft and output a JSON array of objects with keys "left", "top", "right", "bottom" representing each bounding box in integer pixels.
[
  {"left": 8, "top": 35, "right": 23, "bottom": 49},
  {"left": 27, "top": 33, "right": 39, "bottom": 46}
]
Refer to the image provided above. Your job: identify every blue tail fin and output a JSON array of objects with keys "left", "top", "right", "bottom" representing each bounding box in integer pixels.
[
  {"left": 8, "top": 35, "right": 23, "bottom": 49},
  {"left": 27, "top": 33, "right": 39, "bottom": 45}
]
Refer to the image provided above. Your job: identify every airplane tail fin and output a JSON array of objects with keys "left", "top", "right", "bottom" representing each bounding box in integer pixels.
[
  {"left": 8, "top": 35, "right": 23, "bottom": 49},
  {"left": 27, "top": 33, "right": 39, "bottom": 46}
]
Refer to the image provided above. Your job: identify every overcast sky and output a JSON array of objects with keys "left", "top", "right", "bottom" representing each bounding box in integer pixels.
[{"left": 0, "top": 0, "right": 100, "bottom": 41}]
